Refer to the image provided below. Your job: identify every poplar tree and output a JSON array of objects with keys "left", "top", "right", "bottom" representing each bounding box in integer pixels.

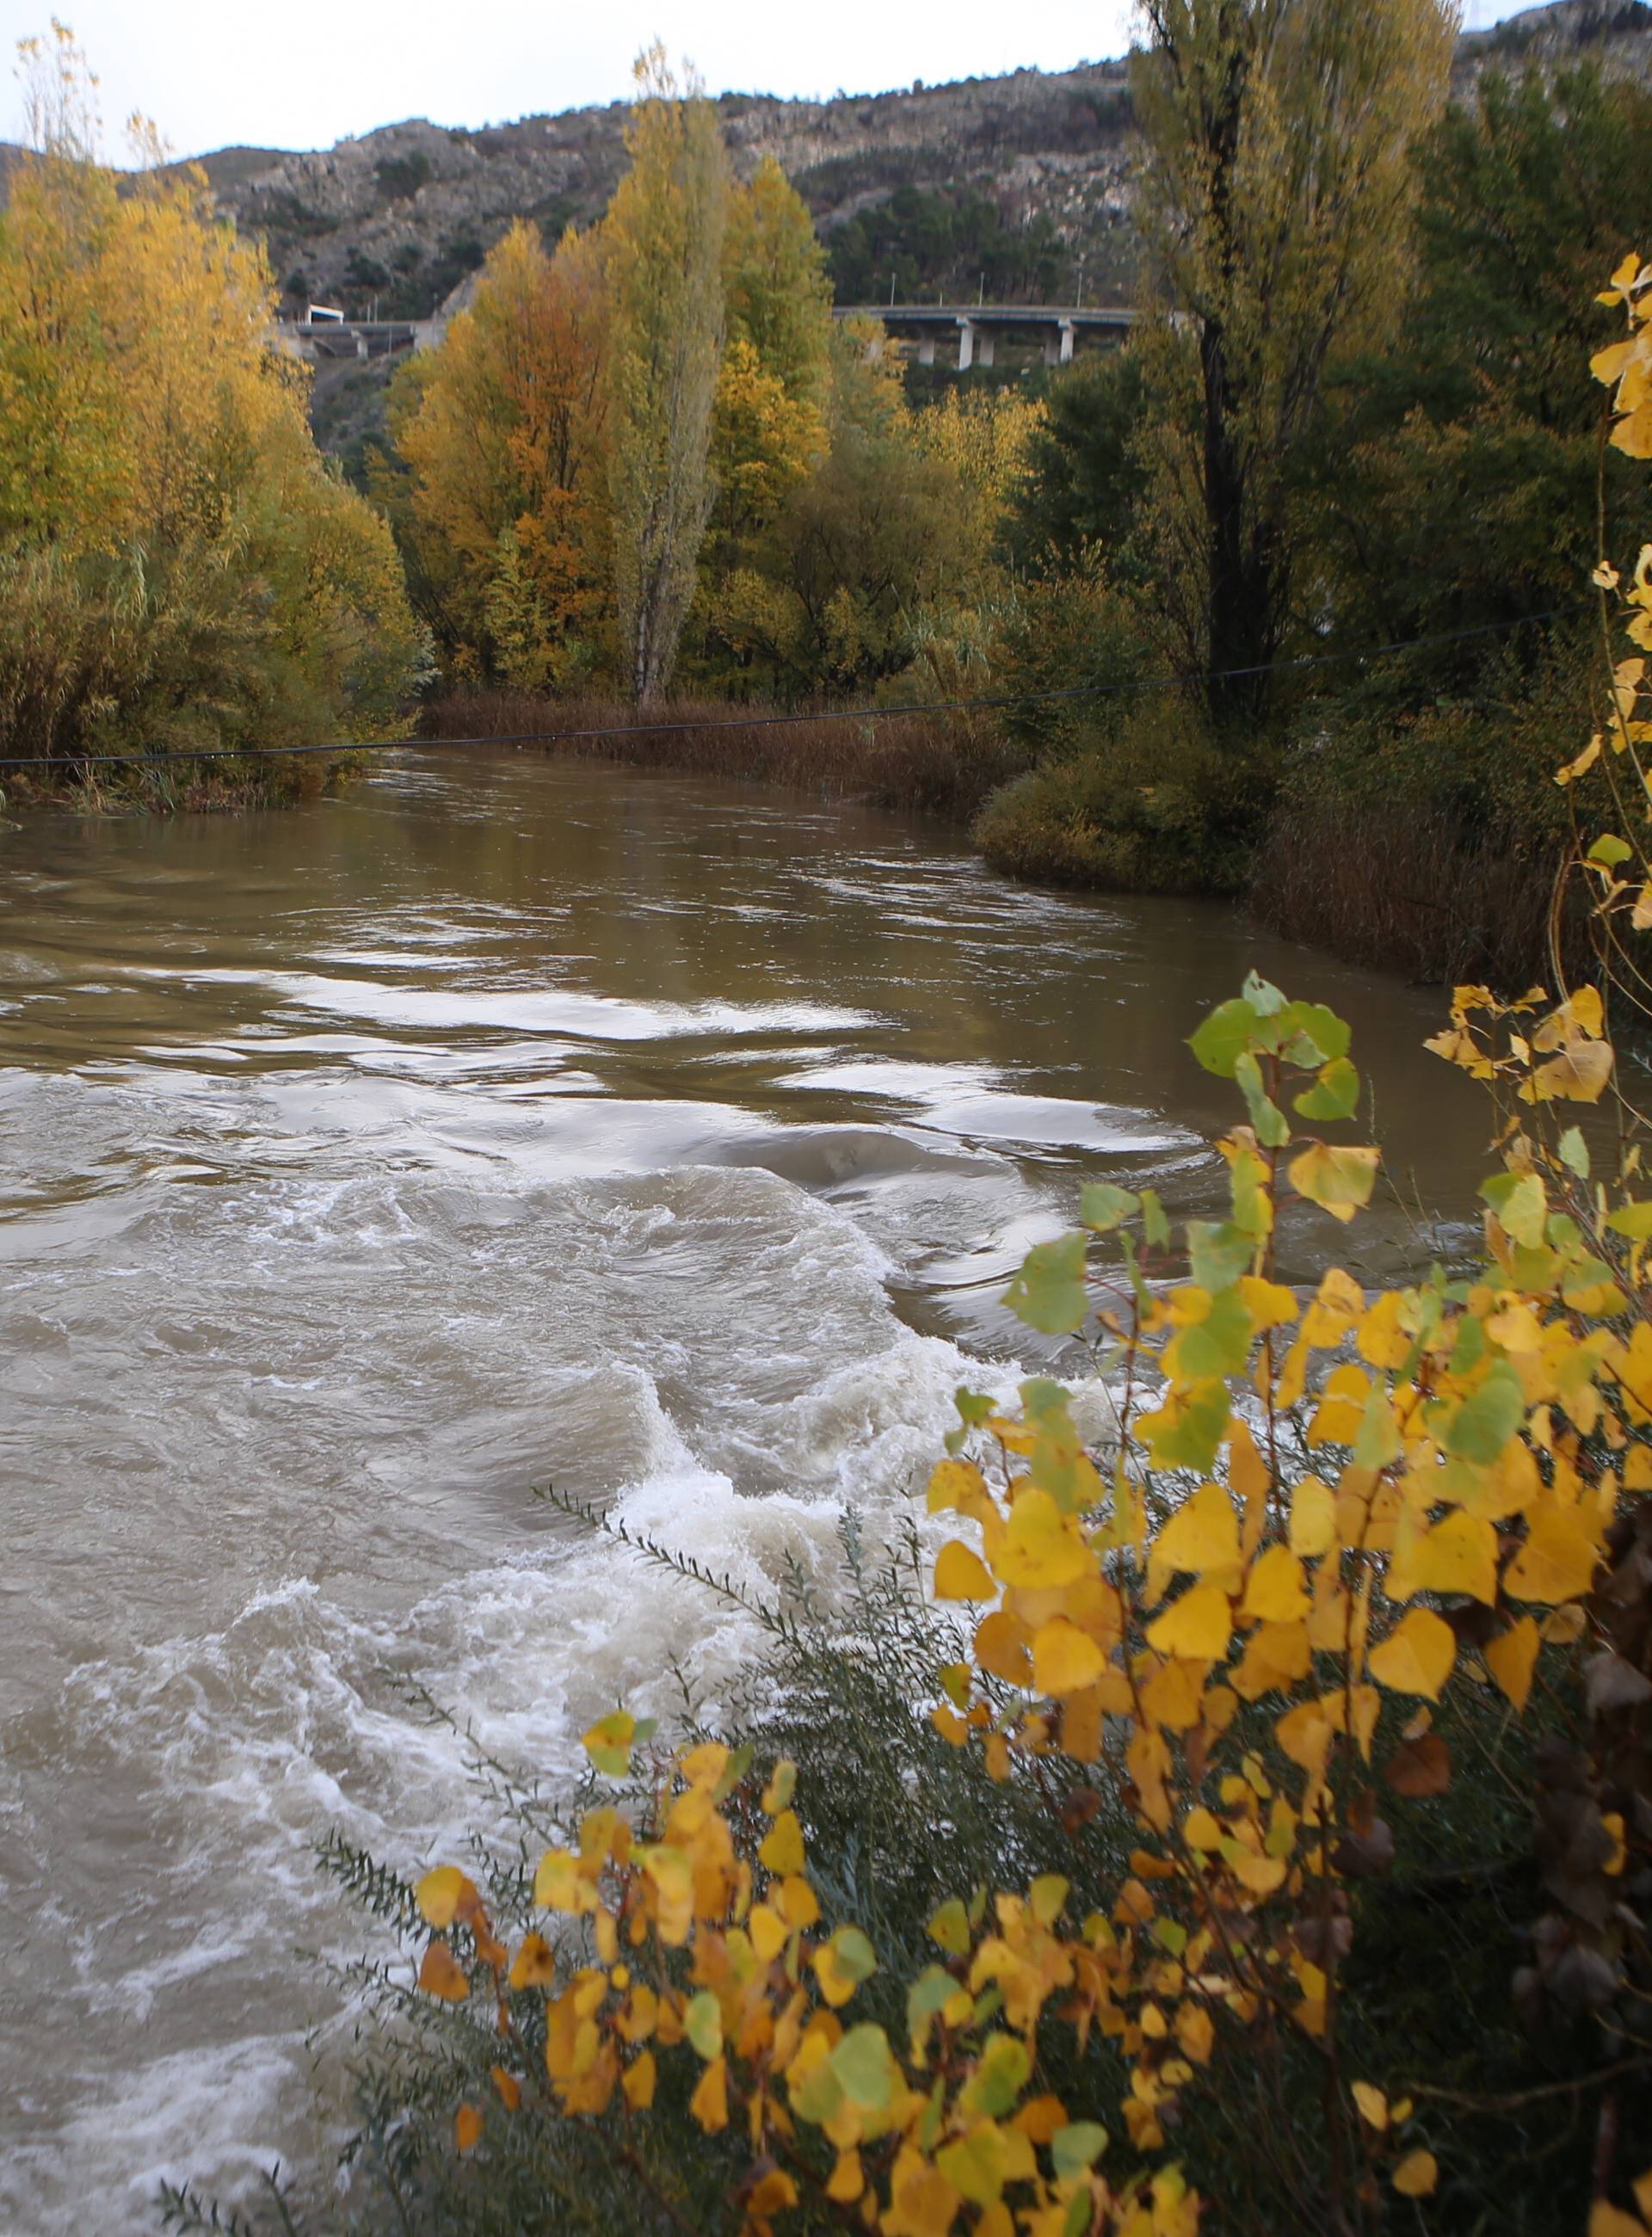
[
  {"left": 602, "top": 49, "right": 729, "bottom": 703},
  {"left": 1131, "top": 0, "right": 1457, "bottom": 730}
]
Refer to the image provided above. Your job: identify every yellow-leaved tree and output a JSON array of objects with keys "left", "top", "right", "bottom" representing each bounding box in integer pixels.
[
  {"left": 602, "top": 46, "right": 729, "bottom": 703},
  {"left": 383, "top": 219, "right": 610, "bottom": 687},
  {"left": 0, "top": 24, "right": 425, "bottom": 791}
]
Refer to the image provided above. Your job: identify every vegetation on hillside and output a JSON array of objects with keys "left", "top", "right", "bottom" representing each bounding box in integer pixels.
[{"left": 0, "top": 26, "right": 426, "bottom": 806}]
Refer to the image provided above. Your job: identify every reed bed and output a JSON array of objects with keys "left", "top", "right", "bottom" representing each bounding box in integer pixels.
[{"left": 420, "top": 690, "right": 1027, "bottom": 822}]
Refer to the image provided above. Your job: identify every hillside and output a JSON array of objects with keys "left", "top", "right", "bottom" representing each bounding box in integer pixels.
[{"left": 190, "top": 0, "right": 1652, "bottom": 327}]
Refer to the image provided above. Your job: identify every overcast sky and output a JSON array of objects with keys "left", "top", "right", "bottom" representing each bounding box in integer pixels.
[{"left": 9, "top": 1, "right": 1538, "bottom": 161}]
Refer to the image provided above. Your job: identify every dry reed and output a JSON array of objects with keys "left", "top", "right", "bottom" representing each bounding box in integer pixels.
[{"left": 420, "top": 691, "right": 1026, "bottom": 821}]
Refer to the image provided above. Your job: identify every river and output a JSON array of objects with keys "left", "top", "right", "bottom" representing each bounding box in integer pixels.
[{"left": 0, "top": 750, "right": 1495, "bottom": 2230}]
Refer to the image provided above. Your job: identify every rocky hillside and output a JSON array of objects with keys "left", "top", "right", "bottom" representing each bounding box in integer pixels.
[{"left": 7, "top": 0, "right": 1649, "bottom": 323}]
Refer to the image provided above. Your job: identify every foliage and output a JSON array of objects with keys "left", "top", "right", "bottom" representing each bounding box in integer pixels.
[
  {"left": 603, "top": 48, "right": 730, "bottom": 703},
  {"left": 1131, "top": 0, "right": 1456, "bottom": 730},
  {"left": 971, "top": 694, "right": 1269, "bottom": 899},
  {"left": 379, "top": 219, "right": 609, "bottom": 687},
  {"left": 999, "top": 351, "right": 1152, "bottom": 587},
  {"left": 0, "top": 27, "right": 425, "bottom": 793},
  {"left": 824, "top": 183, "right": 1069, "bottom": 310}
]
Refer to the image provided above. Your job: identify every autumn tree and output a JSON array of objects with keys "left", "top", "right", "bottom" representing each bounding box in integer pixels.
[
  {"left": 1131, "top": 0, "right": 1456, "bottom": 730},
  {"left": 603, "top": 48, "right": 729, "bottom": 702},
  {"left": 385, "top": 219, "right": 609, "bottom": 685},
  {"left": 709, "top": 157, "right": 831, "bottom": 549},
  {"left": 0, "top": 24, "right": 424, "bottom": 778}
]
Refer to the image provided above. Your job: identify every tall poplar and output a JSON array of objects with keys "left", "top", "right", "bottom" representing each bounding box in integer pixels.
[
  {"left": 602, "top": 49, "right": 729, "bottom": 703},
  {"left": 1131, "top": 0, "right": 1457, "bottom": 730}
]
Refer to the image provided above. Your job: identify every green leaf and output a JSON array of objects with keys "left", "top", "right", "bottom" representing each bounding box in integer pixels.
[
  {"left": 829, "top": 1926, "right": 878, "bottom": 1987},
  {"left": 1079, "top": 1181, "right": 1138, "bottom": 1233},
  {"left": 1002, "top": 1232, "right": 1089, "bottom": 1334},
  {"left": 1187, "top": 1219, "right": 1254, "bottom": 1295},
  {"left": 832, "top": 2023, "right": 895, "bottom": 2112},
  {"left": 1280, "top": 1001, "right": 1353, "bottom": 1065},
  {"left": 1445, "top": 1360, "right": 1526, "bottom": 1465},
  {"left": 1139, "top": 1188, "right": 1170, "bottom": 1249},
  {"left": 1589, "top": 833, "right": 1633, "bottom": 867},
  {"left": 1174, "top": 1285, "right": 1254, "bottom": 1378},
  {"left": 965, "top": 2032, "right": 1031, "bottom": 2117},
  {"left": 685, "top": 1989, "right": 722, "bottom": 2059},
  {"left": 1606, "top": 1199, "right": 1652, "bottom": 1238},
  {"left": 1482, "top": 1171, "right": 1546, "bottom": 1248},
  {"left": 1139, "top": 1377, "right": 1231, "bottom": 1473},
  {"left": 907, "top": 1966, "right": 956, "bottom": 2043},
  {"left": 1242, "top": 971, "right": 1288, "bottom": 1017},
  {"left": 1051, "top": 2123, "right": 1109, "bottom": 2183},
  {"left": 1189, "top": 997, "right": 1262, "bottom": 1079},
  {"left": 928, "top": 1898, "right": 971, "bottom": 1956},
  {"left": 1233, "top": 1051, "right": 1291, "bottom": 1146},
  {"left": 1293, "top": 1057, "right": 1360, "bottom": 1123}
]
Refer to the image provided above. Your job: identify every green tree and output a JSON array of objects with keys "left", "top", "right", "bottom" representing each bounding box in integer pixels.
[
  {"left": 1131, "top": 0, "right": 1455, "bottom": 729},
  {"left": 708, "top": 158, "right": 831, "bottom": 552},
  {"left": 603, "top": 48, "right": 729, "bottom": 702}
]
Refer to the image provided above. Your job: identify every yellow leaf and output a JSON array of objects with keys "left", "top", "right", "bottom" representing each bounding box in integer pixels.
[
  {"left": 974, "top": 1609, "right": 1032, "bottom": 1685},
  {"left": 1145, "top": 1580, "right": 1232, "bottom": 1662},
  {"left": 689, "top": 2055, "right": 728, "bottom": 2132},
  {"left": 1241, "top": 1544, "right": 1309, "bottom": 1623},
  {"left": 416, "top": 1865, "right": 472, "bottom": 1928},
  {"left": 509, "top": 1932, "right": 557, "bottom": 1989},
  {"left": 749, "top": 1903, "right": 788, "bottom": 1962},
  {"left": 1392, "top": 2149, "right": 1438, "bottom": 2198},
  {"left": 417, "top": 1941, "right": 471, "bottom": 2002},
  {"left": 995, "top": 1487, "right": 1090, "bottom": 1588},
  {"left": 928, "top": 1458, "right": 989, "bottom": 1513},
  {"left": 1149, "top": 1481, "right": 1241, "bottom": 1583},
  {"left": 1504, "top": 1507, "right": 1600, "bottom": 1603},
  {"left": 1288, "top": 1477, "right": 1336, "bottom": 1558},
  {"left": 1273, "top": 1700, "right": 1334, "bottom": 1775},
  {"left": 1288, "top": 1143, "right": 1380, "bottom": 1222},
  {"left": 1368, "top": 1608, "right": 1456, "bottom": 1700},
  {"left": 827, "top": 2149, "right": 865, "bottom": 2202},
  {"left": 1032, "top": 1616, "right": 1106, "bottom": 1696},
  {"left": 490, "top": 2064, "right": 521, "bottom": 2111},
  {"left": 1390, "top": 1509, "right": 1500, "bottom": 1606},
  {"left": 935, "top": 1539, "right": 996, "bottom": 1602},
  {"left": 759, "top": 1809, "right": 805, "bottom": 1877},
  {"left": 1524, "top": 1041, "right": 1613, "bottom": 1105},
  {"left": 455, "top": 2103, "right": 483, "bottom": 2153},
  {"left": 1351, "top": 2081, "right": 1387, "bottom": 2131},
  {"left": 1483, "top": 1615, "right": 1540, "bottom": 1712},
  {"left": 1183, "top": 1807, "right": 1223, "bottom": 1851},
  {"left": 623, "top": 2049, "right": 656, "bottom": 2111}
]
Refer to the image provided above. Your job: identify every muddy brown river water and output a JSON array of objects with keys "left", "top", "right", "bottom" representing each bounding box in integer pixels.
[{"left": 0, "top": 750, "right": 1498, "bottom": 2228}]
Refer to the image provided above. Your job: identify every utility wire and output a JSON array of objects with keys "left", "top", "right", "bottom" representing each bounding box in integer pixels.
[{"left": 0, "top": 605, "right": 1575, "bottom": 772}]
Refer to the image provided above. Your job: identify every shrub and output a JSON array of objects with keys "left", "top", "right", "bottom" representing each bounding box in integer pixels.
[{"left": 973, "top": 695, "right": 1273, "bottom": 897}]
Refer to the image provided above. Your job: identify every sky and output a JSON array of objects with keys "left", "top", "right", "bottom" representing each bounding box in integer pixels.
[{"left": 7, "top": 0, "right": 1541, "bottom": 162}]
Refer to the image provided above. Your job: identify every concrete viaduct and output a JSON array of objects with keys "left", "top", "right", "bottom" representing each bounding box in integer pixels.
[
  {"left": 273, "top": 301, "right": 1135, "bottom": 374},
  {"left": 834, "top": 302, "right": 1135, "bottom": 370}
]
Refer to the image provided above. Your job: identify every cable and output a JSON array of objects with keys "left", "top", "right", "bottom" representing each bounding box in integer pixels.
[{"left": 0, "top": 604, "right": 1575, "bottom": 772}]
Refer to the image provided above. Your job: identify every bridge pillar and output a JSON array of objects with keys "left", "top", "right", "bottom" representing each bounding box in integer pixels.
[
  {"left": 1042, "top": 320, "right": 1076, "bottom": 367},
  {"left": 977, "top": 329, "right": 996, "bottom": 368},
  {"left": 917, "top": 335, "right": 935, "bottom": 367},
  {"left": 355, "top": 330, "right": 369, "bottom": 361},
  {"left": 956, "top": 318, "right": 976, "bottom": 372}
]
